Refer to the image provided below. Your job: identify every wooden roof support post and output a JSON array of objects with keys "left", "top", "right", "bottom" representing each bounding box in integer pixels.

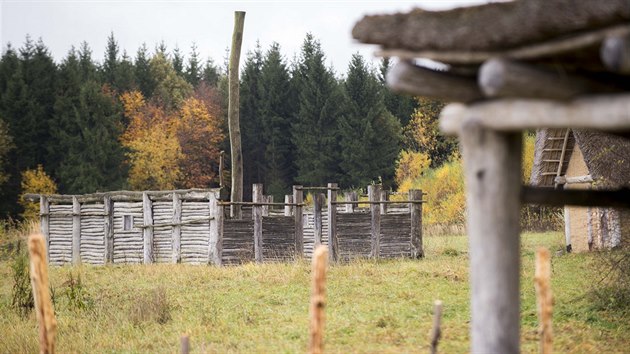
[
  {"left": 142, "top": 192, "right": 154, "bottom": 264},
  {"left": 458, "top": 119, "right": 522, "bottom": 354}
]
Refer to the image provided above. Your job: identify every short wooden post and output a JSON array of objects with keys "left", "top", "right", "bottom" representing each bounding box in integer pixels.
[
  {"left": 327, "top": 183, "right": 338, "bottom": 263},
  {"left": 344, "top": 192, "right": 356, "bottom": 213},
  {"left": 368, "top": 184, "right": 381, "bottom": 258},
  {"left": 313, "top": 193, "right": 324, "bottom": 247},
  {"left": 293, "top": 185, "right": 304, "bottom": 257},
  {"left": 72, "top": 196, "right": 81, "bottom": 265},
  {"left": 209, "top": 194, "right": 224, "bottom": 266},
  {"left": 460, "top": 122, "right": 522, "bottom": 354},
  {"left": 535, "top": 247, "right": 553, "bottom": 354},
  {"left": 39, "top": 196, "right": 50, "bottom": 262},
  {"left": 380, "top": 190, "right": 388, "bottom": 214},
  {"left": 262, "top": 195, "right": 271, "bottom": 216},
  {"left": 253, "top": 183, "right": 264, "bottom": 263},
  {"left": 284, "top": 195, "right": 293, "bottom": 216},
  {"left": 142, "top": 192, "right": 154, "bottom": 264},
  {"left": 430, "top": 300, "right": 443, "bottom": 354},
  {"left": 172, "top": 192, "right": 182, "bottom": 263},
  {"left": 309, "top": 245, "right": 328, "bottom": 354},
  {"left": 409, "top": 189, "right": 424, "bottom": 258},
  {"left": 103, "top": 196, "right": 114, "bottom": 264},
  {"left": 180, "top": 334, "right": 190, "bottom": 354},
  {"left": 28, "top": 233, "right": 57, "bottom": 354}
]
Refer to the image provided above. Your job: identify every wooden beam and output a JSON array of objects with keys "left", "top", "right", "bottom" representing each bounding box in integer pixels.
[
  {"left": 601, "top": 34, "right": 630, "bottom": 74},
  {"left": 478, "top": 58, "right": 613, "bottom": 100},
  {"left": 439, "top": 94, "right": 630, "bottom": 135},
  {"left": 172, "top": 192, "right": 182, "bottom": 263},
  {"left": 387, "top": 60, "right": 483, "bottom": 102},
  {"left": 554, "top": 129, "right": 571, "bottom": 188},
  {"left": 460, "top": 121, "right": 522, "bottom": 354},
  {"left": 554, "top": 175, "right": 593, "bottom": 185},
  {"left": 103, "top": 196, "right": 114, "bottom": 264},
  {"left": 521, "top": 186, "right": 630, "bottom": 208}
]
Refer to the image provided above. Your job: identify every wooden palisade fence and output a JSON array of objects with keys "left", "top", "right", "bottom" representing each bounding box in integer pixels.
[{"left": 25, "top": 184, "right": 424, "bottom": 266}]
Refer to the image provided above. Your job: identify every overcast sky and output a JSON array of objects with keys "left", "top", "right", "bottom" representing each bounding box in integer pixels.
[{"left": 1, "top": 0, "right": 490, "bottom": 74}]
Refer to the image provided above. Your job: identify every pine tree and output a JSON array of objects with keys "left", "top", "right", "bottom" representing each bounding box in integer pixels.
[
  {"left": 135, "top": 43, "right": 155, "bottom": 97},
  {"left": 149, "top": 52, "right": 192, "bottom": 110},
  {"left": 172, "top": 46, "right": 184, "bottom": 76},
  {"left": 340, "top": 54, "right": 401, "bottom": 188},
  {"left": 102, "top": 32, "right": 119, "bottom": 87},
  {"left": 185, "top": 43, "right": 202, "bottom": 87},
  {"left": 239, "top": 42, "right": 264, "bottom": 198},
  {"left": 202, "top": 59, "right": 220, "bottom": 87},
  {"left": 116, "top": 51, "right": 136, "bottom": 93},
  {"left": 291, "top": 34, "right": 345, "bottom": 186},
  {"left": 259, "top": 42, "right": 293, "bottom": 198}
]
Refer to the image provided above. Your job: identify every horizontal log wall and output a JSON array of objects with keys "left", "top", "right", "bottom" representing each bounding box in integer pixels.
[{"left": 37, "top": 186, "right": 423, "bottom": 266}]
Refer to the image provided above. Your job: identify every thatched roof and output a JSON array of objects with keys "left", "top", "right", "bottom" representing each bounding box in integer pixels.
[
  {"left": 530, "top": 129, "right": 630, "bottom": 188},
  {"left": 352, "top": 0, "right": 630, "bottom": 53}
]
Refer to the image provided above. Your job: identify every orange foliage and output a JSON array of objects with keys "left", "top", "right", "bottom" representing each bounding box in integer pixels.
[{"left": 20, "top": 165, "right": 58, "bottom": 220}]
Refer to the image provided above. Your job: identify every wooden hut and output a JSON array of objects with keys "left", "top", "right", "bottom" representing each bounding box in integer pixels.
[
  {"left": 352, "top": 0, "right": 630, "bottom": 352},
  {"left": 531, "top": 129, "right": 630, "bottom": 252}
]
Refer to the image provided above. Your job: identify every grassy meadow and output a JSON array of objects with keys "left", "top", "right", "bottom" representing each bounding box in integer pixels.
[{"left": 0, "top": 231, "right": 628, "bottom": 353}]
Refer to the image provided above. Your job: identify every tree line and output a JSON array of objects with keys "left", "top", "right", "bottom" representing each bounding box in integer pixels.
[{"left": 0, "top": 32, "right": 441, "bottom": 218}]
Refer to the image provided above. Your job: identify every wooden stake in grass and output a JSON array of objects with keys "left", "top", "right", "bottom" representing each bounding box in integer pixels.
[
  {"left": 430, "top": 300, "right": 443, "bottom": 354},
  {"left": 309, "top": 245, "right": 328, "bottom": 354},
  {"left": 534, "top": 247, "right": 553, "bottom": 354},
  {"left": 28, "top": 233, "right": 57, "bottom": 354},
  {"left": 180, "top": 334, "right": 190, "bottom": 354}
]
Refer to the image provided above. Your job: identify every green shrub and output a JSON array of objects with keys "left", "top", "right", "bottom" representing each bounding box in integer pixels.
[{"left": 63, "top": 271, "right": 93, "bottom": 311}]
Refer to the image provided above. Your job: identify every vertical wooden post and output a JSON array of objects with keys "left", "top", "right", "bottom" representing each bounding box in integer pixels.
[
  {"left": 380, "top": 190, "right": 388, "bottom": 215},
  {"left": 309, "top": 245, "right": 328, "bottom": 354},
  {"left": 142, "top": 192, "right": 154, "bottom": 264},
  {"left": 430, "top": 300, "right": 443, "bottom": 354},
  {"left": 219, "top": 150, "right": 225, "bottom": 188},
  {"left": 209, "top": 193, "right": 224, "bottom": 266},
  {"left": 103, "top": 196, "right": 114, "bottom": 264},
  {"left": 460, "top": 122, "right": 522, "bottom": 354},
  {"left": 344, "top": 192, "right": 356, "bottom": 213},
  {"left": 180, "top": 334, "right": 190, "bottom": 354},
  {"left": 410, "top": 189, "right": 424, "bottom": 258},
  {"left": 284, "top": 195, "right": 293, "bottom": 216},
  {"left": 228, "top": 11, "right": 246, "bottom": 219},
  {"left": 563, "top": 206, "right": 572, "bottom": 253},
  {"left": 262, "top": 195, "right": 271, "bottom": 216},
  {"left": 293, "top": 185, "right": 304, "bottom": 257},
  {"left": 172, "top": 192, "right": 182, "bottom": 263},
  {"left": 28, "top": 233, "right": 57, "bottom": 354},
  {"left": 72, "top": 196, "right": 81, "bottom": 265},
  {"left": 535, "top": 247, "right": 553, "bottom": 354},
  {"left": 39, "top": 196, "right": 50, "bottom": 262},
  {"left": 313, "top": 193, "right": 324, "bottom": 247},
  {"left": 327, "top": 183, "right": 338, "bottom": 263},
  {"left": 253, "top": 183, "right": 263, "bottom": 263},
  {"left": 368, "top": 184, "right": 381, "bottom": 258}
]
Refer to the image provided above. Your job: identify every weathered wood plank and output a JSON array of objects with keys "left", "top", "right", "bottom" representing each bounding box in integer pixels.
[
  {"left": 72, "top": 196, "right": 81, "bottom": 265},
  {"left": 368, "top": 184, "right": 381, "bottom": 258},
  {"left": 142, "top": 192, "right": 153, "bottom": 264},
  {"left": 253, "top": 183, "right": 263, "bottom": 263},
  {"left": 172, "top": 193, "right": 182, "bottom": 263},
  {"left": 327, "top": 183, "right": 338, "bottom": 263},
  {"left": 410, "top": 189, "right": 424, "bottom": 258},
  {"left": 294, "top": 185, "right": 304, "bottom": 257}
]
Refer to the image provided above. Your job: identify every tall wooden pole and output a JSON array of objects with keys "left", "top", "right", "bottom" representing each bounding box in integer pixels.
[
  {"left": 309, "top": 245, "right": 328, "bottom": 354},
  {"left": 228, "top": 11, "right": 246, "bottom": 219},
  {"left": 460, "top": 120, "right": 522, "bottom": 354}
]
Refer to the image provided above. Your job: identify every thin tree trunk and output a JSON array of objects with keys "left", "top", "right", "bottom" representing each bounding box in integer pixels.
[{"left": 228, "top": 11, "right": 246, "bottom": 219}]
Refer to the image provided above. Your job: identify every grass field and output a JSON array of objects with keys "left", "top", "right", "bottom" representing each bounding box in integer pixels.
[{"left": 0, "top": 232, "right": 627, "bottom": 353}]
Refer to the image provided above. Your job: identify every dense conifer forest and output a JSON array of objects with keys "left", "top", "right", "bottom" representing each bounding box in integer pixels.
[{"left": 0, "top": 33, "right": 453, "bottom": 218}]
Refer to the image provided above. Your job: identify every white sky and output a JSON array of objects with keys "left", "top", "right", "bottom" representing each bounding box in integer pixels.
[{"left": 1, "top": 0, "right": 491, "bottom": 74}]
